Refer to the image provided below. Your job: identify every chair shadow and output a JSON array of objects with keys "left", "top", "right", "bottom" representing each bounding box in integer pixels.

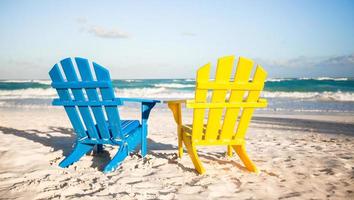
[
  {"left": 0, "top": 126, "right": 75, "bottom": 155},
  {"left": 0, "top": 125, "right": 113, "bottom": 171},
  {"left": 0, "top": 125, "right": 195, "bottom": 172},
  {"left": 0, "top": 125, "right": 250, "bottom": 173},
  {"left": 147, "top": 138, "right": 176, "bottom": 150},
  {"left": 147, "top": 138, "right": 200, "bottom": 174},
  {"left": 148, "top": 151, "right": 198, "bottom": 174},
  {"left": 90, "top": 150, "right": 112, "bottom": 170},
  {"left": 89, "top": 139, "right": 182, "bottom": 171},
  {"left": 199, "top": 153, "right": 249, "bottom": 172}
]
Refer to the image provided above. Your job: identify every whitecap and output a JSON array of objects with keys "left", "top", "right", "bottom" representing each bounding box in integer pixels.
[
  {"left": 263, "top": 91, "right": 354, "bottom": 102},
  {"left": 154, "top": 83, "right": 195, "bottom": 88}
]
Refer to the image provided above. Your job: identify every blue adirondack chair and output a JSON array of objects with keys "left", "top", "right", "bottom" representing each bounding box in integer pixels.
[{"left": 49, "top": 57, "right": 159, "bottom": 173}]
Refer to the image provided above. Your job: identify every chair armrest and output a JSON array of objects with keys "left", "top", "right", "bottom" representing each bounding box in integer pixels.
[
  {"left": 140, "top": 101, "right": 159, "bottom": 124},
  {"left": 164, "top": 99, "right": 196, "bottom": 105},
  {"left": 163, "top": 99, "right": 188, "bottom": 104},
  {"left": 166, "top": 99, "right": 190, "bottom": 125},
  {"left": 258, "top": 98, "right": 267, "bottom": 104},
  {"left": 120, "top": 97, "right": 160, "bottom": 103},
  {"left": 118, "top": 98, "right": 160, "bottom": 123}
]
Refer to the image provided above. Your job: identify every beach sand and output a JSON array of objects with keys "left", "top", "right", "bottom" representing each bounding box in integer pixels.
[{"left": 0, "top": 107, "right": 353, "bottom": 200}]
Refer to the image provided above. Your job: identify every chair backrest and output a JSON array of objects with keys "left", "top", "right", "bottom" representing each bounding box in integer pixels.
[
  {"left": 190, "top": 56, "right": 267, "bottom": 143},
  {"left": 49, "top": 57, "right": 124, "bottom": 140}
]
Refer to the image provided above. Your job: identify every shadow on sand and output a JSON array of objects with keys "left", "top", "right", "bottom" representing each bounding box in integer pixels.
[
  {"left": 0, "top": 126, "right": 177, "bottom": 171},
  {"left": 0, "top": 126, "right": 176, "bottom": 153},
  {"left": 0, "top": 126, "right": 75, "bottom": 155},
  {"left": 252, "top": 116, "right": 354, "bottom": 136},
  {"left": 0, "top": 116, "right": 352, "bottom": 172}
]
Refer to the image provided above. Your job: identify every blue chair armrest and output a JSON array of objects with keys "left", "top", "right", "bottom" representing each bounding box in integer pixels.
[
  {"left": 120, "top": 97, "right": 160, "bottom": 103},
  {"left": 119, "top": 98, "right": 160, "bottom": 121}
]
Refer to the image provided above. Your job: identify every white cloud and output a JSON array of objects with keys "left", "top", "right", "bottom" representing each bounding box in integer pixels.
[
  {"left": 316, "top": 54, "right": 354, "bottom": 67},
  {"left": 76, "top": 18, "right": 130, "bottom": 39},
  {"left": 181, "top": 32, "right": 197, "bottom": 37},
  {"left": 256, "top": 54, "right": 354, "bottom": 77},
  {"left": 257, "top": 56, "right": 322, "bottom": 68},
  {"left": 88, "top": 26, "right": 130, "bottom": 39},
  {"left": 258, "top": 54, "right": 354, "bottom": 68}
]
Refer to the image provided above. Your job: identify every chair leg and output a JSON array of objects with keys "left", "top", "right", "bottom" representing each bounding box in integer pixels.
[
  {"left": 96, "top": 144, "right": 104, "bottom": 153},
  {"left": 59, "top": 143, "right": 95, "bottom": 168},
  {"left": 141, "top": 125, "right": 147, "bottom": 157},
  {"left": 184, "top": 137, "right": 205, "bottom": 174},
  {"left": 103, "top": 144, "right": 128, "bottom": 173},
  {"left": 232, "top": 145, "right": 258, "bottom": 173},
  {"left": 178, "top": 127, "right": 183, "bottom": 158},
  {"left": 227, "top": 145, "right": 233, "bottom": 157}
]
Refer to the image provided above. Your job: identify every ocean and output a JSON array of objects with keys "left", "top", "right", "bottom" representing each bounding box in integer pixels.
[{"left": 1, "top": 78, "right": 354, "bottom": 113}]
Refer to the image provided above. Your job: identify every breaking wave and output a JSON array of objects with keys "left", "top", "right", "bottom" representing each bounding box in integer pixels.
[{"left": 0, "top": 88, "right": 353, "bottom": 102}]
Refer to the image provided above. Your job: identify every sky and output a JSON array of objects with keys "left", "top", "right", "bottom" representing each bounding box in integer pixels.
[{"left": 0, "top": 0, "right": 353, "bottom": 79}]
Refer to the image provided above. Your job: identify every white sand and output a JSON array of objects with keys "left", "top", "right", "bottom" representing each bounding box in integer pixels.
[{"left": 0, "top": 107, "right": 353, "bottom": 199}]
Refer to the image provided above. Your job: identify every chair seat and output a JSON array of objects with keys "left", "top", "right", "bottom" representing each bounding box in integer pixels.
[
  {"left": 181, "top": 124, "right": 206, "bottom": 136},
  {"left": 181, "top": 124, "right": 245, "bottom": 146},
  {"left": 120, "top": 120, "right": 140, "bottom": 136},
  {"left": 93, "top": 120, "right": 140, "bottom": 139}
]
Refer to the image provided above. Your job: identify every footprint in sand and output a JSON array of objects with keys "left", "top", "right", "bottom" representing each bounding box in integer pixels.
[
  {"left": 319, "top": 168, "right": 335, "bottom": 175},
  {"left": 278, "top": 192, "right": 301, "bottom": 199}
]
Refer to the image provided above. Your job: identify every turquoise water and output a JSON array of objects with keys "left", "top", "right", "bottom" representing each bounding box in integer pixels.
[
  {"left": 0, "top": 78, "right": 354, "bottom": 112},
  {"left": 1, "top": 78, "right": 354, "bottom": 92}
]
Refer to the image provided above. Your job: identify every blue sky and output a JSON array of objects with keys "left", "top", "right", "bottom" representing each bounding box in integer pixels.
[{"left": 0, "top": 0, "right": 353, "bottom": 79}]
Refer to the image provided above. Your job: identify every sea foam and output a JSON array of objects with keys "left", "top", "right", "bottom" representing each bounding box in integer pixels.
[{"left": 0, "top": 88, "right": 354, "bottom": 102}]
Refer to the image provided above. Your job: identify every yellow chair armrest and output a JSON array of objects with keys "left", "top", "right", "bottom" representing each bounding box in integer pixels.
[
  {"left": 166, "top": 100, "right": 188, "bottom": 125},
  {"left": 163, "top": 99, "right": 189, "bottom": 104},
  {"left": 258, "top": 98, "right": 267, "bottom": 104}
]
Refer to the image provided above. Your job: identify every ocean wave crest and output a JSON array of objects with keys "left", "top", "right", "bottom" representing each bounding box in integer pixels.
[
  {"left": 0, "top": 87, "right": 353, "bottom": 102},
  {"left": 263, "top": 91, "right": 354, "bottom": 101},
  {"left": 266, "top": 78, "right": 293, "bottom": 82},
  {"left": 0, "top": 80, "right": 51, "bottom": 85},
  {"left": 0, "top": 88, "right": 57, "bottom": 99},
  {"left": 314, "top": 77, "right": 349, "bottom": 81},
  {"left": 298, "top": 77, "right": 350, "bottom": 81},
  {"left": 267, "top": 77, "right": 350, "bottom": 82},
  {"left": 154, "top": 83, "right": 195, "bottom": 88},
  {"left": 115, "top": 88, "right": 194, "bottom": 99},
  {"left": 122, "top": 79, "right": 142, "bottom": 83}
]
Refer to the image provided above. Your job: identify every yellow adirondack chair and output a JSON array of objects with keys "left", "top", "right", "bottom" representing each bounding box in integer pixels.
[{"left": 167, "top": 55, "right": 267, "bottom": 174}]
